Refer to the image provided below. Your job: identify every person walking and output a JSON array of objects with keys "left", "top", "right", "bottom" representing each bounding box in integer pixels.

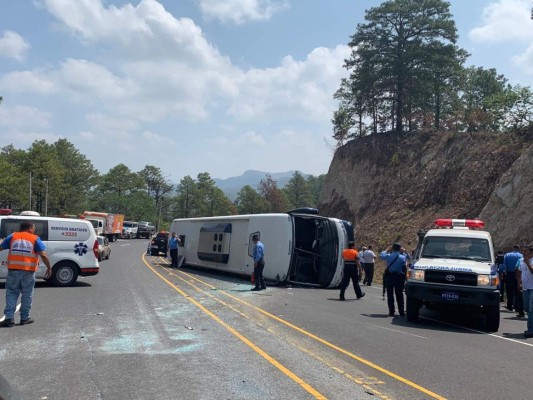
[
  {"left": 251, "top": 235, "right": 266, "bottom": 291},
  {"left": 0, "top": 221, "right": 51, "bottom": 327},
  {"left": 169, "top": 232, "right": 180, "bottom": 268},
  {"left": 339, "top": 241, "right": 365, "bottom": 301},
  {"left": 380, "top": 243, "right": 407, "bottom": 316},
  {"left": 362, "top": 245, "right": 376, "bottom": 286},
  {"left": 504, "top": 245, "right": 524, "bottom": 316},
  {"left": 517, "top": 246, "right": 533, "bottom": 338}
]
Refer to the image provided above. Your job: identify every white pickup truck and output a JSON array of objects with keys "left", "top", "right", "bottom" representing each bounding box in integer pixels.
[{"left": 405, "top": 219, "right": 500, "bottom": 332}]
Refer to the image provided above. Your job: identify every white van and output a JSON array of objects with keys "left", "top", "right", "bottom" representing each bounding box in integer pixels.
[{"left": 0, "top": 215, "right": 99, "bottom": 286}]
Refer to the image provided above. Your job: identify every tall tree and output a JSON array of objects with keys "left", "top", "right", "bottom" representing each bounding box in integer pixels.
[
  {"left": 258, "top": 174, "right": 288, "bottom": 213},
  {"left": 53, "top": 139, "right": 98, "bottom": 214},
  {"left": 236, "top": 185, "right": 269, "bottom": 214},
  {"left": 174, "top": 176, "right": 198, "bottom": 218},
  {"left": 90, "top": 164, "right": 145, "bottom": 215},
  {"left": 462, "top": 66, "right": 508, "bottom": 132},
  {"left": 283, "top": 171, "right": 314, "bottom": 209},
  {"left": 343, "top": 0, "right": 462, "bottom": 133}
]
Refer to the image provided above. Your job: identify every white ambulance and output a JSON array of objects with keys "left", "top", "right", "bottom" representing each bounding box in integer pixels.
[{"left": 0, "top": 214, "right": 99, "bottom": 286}]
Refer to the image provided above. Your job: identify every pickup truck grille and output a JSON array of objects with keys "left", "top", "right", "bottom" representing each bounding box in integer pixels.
[{"left": 424, "top": 270, "right": 477, "bottom": 286}]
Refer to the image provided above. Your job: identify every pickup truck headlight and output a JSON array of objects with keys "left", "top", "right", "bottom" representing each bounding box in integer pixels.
[
  {"left": 477, "top": 274, "right": 499, "bottom": 286},
  {"left": 409, "top": 270, "right": 425, "bottom": 281}
]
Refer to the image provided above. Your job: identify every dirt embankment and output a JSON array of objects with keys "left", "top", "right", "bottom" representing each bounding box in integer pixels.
[{"left": 318, "top": 130, "right": 533, "bottom": 254}]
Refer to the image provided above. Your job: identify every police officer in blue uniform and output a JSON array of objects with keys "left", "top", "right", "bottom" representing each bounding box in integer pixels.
[
  {"left": 504, "top": 245, "right": 524, "bottom": 316},
  {"left": 379, "top": 243, "right": 407, "bottom": 316}
]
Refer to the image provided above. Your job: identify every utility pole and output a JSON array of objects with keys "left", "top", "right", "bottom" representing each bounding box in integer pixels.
[
  {"left": 29, "top": 172, "right": 32, "bottom": 211},
  {"left": 45, "top": 178, "right": 48, "bottom": 216}
]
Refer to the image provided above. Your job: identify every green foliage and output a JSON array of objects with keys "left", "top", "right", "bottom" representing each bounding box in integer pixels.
[
  {"left": 236, "top": 185, "right": 269, "bottom": 214},
  {"left": 334, "top": 0, "right": 532, "bottom": 138},
  {"left": 258, "top": 174, "right": 289, "bottom": 213},
  {"left": 283, "top": 171, "right": 314, "bottom": 209},
  {"left": 346, "top": 0, "right": 462, "bottom": 133}
]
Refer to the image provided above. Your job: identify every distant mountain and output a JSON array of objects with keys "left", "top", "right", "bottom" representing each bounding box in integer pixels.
[{"left": 214, "top": 170, "right": 309, "bottom": 200}]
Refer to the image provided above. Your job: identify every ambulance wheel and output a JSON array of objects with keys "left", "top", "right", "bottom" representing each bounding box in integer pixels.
[
  {"left": 406, "top": 296, "right": 421, "bottom": 322},
  {"left": 485, "top": 305, "right": 500, "bottom": 332},
  {"left": 50, "top": 261, "right": 79, "bottom": 287}
]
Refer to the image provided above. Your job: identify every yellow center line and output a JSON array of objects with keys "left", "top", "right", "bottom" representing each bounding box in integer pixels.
[
  {"left": 173, "top": 266, "right": 447, "bottom": 400},
  {"left": 142, "top": 254, "right": 327, "bottom": 400}
]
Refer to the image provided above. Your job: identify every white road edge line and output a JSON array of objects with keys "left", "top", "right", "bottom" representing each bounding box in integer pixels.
[
  {"left": 0, "top": 303, "right": 22, "bottom": 322},
  {"left": 367, "top": 323, "right": 430, "bottom": 339},
  {"left": 421, "top": 316, "right": 533, "bottom": 347}
]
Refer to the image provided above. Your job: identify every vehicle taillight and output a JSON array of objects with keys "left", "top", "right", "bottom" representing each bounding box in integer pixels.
[
  {"left": 93, "top": 239, "right": 99, "bottom": 259},
  {"left": 434, "top": 219, "right": 484, "bottom": 229}
]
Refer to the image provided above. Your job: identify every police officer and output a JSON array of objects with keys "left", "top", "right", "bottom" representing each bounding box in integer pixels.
[
  {"left": 251, "top": 235, "right": 266, "bottom": 291},
  {"left": 339, "top": 241, "right": 365, "bottom": 301},
  {"left": 379, "top": 243, "right": 407, "bottom": 316},
  {"left": 504, "top": 245, "right": 524, "bottom": 316}
]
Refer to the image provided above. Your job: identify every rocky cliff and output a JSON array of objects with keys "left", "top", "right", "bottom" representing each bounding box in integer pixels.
[{"left": 317, "top": 130, "right": 533, "bottom": 252}]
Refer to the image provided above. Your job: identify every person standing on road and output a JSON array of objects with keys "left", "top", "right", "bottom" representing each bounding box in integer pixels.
[
  {"left": 380, "top": 243, "right": 407, "bottom": 317},
  {"left": 339, "top": 241, "right": 365, "bottom": 301},
  {"left": 362, "top": 245, "right": 376, "bottom": 286},
  {"left": 359, "top": 246, "right": 367, "bottom": 283},
  {"left": 517, "top": 246, "right": 533, "bottom": 338},
  {"left": 504, "top": 245, "right": 524, "bottom": 316},
  {"left": 496, "top": 250, "right": 506, "bottom": 302},
  {"left": 169, "top": 232, "right": 180, "bottom": 268},
  {"left": 251, "top": 235, "right": 266, "bottom": 291},
  {"left": 0, "top": 221, "right": 52, "bottom": 327}
]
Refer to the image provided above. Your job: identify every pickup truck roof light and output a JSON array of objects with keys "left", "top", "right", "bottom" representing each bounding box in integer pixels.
[{"left": 434, "top": 218, "right": 485, "bottom": 229}]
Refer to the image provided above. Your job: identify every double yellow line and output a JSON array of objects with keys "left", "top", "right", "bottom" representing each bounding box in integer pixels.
[{"left": 142, "top": 254, "right": 446, "bottom": 400}]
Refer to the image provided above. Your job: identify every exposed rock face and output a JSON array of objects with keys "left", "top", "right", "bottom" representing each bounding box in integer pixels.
[
  {"left": 318, "top": 131, "right": 532, "bottom": 252},
  {"left": 480, "top": 144, "right": 533, "bottom": 248}
]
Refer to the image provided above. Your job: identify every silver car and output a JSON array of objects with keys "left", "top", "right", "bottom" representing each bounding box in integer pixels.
[{"left": 96, "top": 235, "right": 111, "bottom": 262}]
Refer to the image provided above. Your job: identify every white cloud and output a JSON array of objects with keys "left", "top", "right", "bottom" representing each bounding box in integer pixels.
[
  {"left": 469, "top": 0, "right": 533, "bottom": 43},
  {"left": 0, "top": 70, "right": 56, "bottom": 94},
  {"left": 86, "top": 113, "right": 139, "bottom": 132},
  {"left": 512, "top": 43, "right": 533, "bottom": 74},
  {"left": 227, "top": 45, "right": 350, "bottom": 122},
  {"left": 142, "top": 130, "right": 176, "bottom": 146},
  {"left": 0, "top": 31, "right": 30, "bottom": 61},
  {"left": 238, "top": 130, "right": 266, "bottom": 146},
  {"left": 0, "top": 105, "right": 52, "bottom": 130},
  {"left": 197, "top": 0, "right": 289, "bottom": 24}
]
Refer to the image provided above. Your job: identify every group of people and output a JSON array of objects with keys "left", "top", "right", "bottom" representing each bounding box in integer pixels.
[
  {"left": 497, "top": 245, "right": 533, "bottom": 338},
  {"left": 338, "top": 241, "right": 408, "bottom": 317}
]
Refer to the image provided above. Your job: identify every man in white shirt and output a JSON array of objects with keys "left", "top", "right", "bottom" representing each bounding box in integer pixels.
[
  {"left": 362, "top": 245, "right": 377, "bottom": 286},
  {"left": 517, "top": 246, "right": 533, "bottom": 338}
]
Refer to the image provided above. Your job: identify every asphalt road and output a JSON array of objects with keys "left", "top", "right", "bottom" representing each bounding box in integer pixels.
[{"left": 0, "top": 239, "right": 531, "bottom": 400}]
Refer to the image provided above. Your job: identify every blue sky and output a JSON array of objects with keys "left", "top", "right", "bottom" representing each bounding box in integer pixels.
[{"left": 0, "top": 0, "right": 532, "bottom": 183}]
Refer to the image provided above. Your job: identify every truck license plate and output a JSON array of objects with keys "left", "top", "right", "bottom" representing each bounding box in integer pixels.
[{"left": 442, "top": 292, "right": 459, "bottom": 301}]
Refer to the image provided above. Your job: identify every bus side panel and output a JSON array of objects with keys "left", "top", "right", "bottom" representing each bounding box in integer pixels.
[
  {"left": 170, "top": 215, "right": 293, "bottom": 283},
  {"left": 247, "top": 215, "right": 293, "bottom": 284}
]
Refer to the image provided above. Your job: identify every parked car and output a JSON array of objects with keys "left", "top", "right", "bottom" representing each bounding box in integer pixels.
[
  {"left": 96, "top": 235, "right": 111, "bottom": 261},
  {"left": 150, "top": 231, "right": 169, "bottom": 256}
]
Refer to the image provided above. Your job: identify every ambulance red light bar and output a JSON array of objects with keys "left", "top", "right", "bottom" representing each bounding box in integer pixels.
[{"left": 434, "top": 219, "right": 485, "bottom": 228}]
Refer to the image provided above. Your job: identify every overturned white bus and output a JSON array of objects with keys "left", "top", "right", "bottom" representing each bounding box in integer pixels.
[{"left": 168, "top": 209, "right": 353, "bottom": 288}]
